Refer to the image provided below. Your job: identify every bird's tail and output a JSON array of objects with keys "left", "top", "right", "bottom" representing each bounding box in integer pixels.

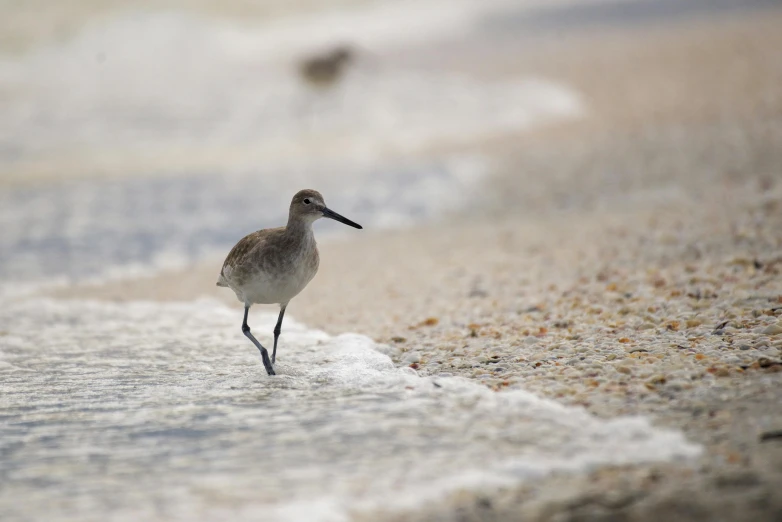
[{"left": 216, "top": 273, "right": 229, "bottom": 287}]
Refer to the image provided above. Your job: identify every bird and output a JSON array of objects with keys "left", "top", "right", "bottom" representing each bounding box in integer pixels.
[
  {"left": 299, "top": 45, "right": 354, "bottom": 88},
  {"left": 217, "top": 189, "right": 362, "bottom": 375}
]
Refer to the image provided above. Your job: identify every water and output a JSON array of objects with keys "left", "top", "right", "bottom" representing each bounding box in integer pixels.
[
  {"left": 0, "top": 8, "right": 583, "bottom": 171},
  {"left": 0, "top": 6, "right": 582, "bottom": 288},
  {"left": 0, "top": 299, "right": 700, "bottom": 521},
  {"left": 0, "top": 157, "right": 488, "bottom": 286}
]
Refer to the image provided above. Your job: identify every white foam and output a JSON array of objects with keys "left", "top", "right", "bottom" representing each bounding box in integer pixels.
[
  {"left": 0, "top": 9, "right": 585, "bottom": 168},
  {"left": 0, "top": 297, "right": 700, "bottom": 521}
]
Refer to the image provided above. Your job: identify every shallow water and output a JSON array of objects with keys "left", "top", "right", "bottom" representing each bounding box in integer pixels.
[
  {"left": 0, "top": 299, "right": 700, "bottom": 521},
  {"left": 0, "top": 156, "right": 488, "bottom": 285}
]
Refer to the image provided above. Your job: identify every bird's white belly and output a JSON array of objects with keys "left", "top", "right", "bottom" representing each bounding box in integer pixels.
[{"left": 234, "top": 267, "right": 314, "bottom": 306}]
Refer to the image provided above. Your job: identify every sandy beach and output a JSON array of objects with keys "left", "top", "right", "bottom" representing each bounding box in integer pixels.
[{"left": 3, "top": 2, "right": 782, "bottom": 521}]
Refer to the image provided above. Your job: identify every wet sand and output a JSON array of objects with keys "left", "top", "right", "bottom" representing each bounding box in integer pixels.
[{"left": 28, "top": 6, "right": 782, "bottom": 522}]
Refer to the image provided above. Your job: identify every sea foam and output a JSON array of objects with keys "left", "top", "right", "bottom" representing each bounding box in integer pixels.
[{"left": 0, "top": 298, "right": 700, "bottom": 521}]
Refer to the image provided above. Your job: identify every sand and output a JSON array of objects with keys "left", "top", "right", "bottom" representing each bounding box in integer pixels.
[{"left": 31, "top": 6, "right": 782, "bottom": 522}]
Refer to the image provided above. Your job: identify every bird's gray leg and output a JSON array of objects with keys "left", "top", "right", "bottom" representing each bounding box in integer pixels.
[
  {"left": 272, "top": 304, "right": 287, "bottom": 364},
  {"left": 242, "top": 305, "right": 275, "bottom": 376}
]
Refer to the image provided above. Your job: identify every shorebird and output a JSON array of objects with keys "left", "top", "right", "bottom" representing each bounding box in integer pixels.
[
  {"left": 217, "top": 189, "right": 362, "bottom": 375},
  {"left": 299, "top": 45, "right": 354, "bottom": 88}
]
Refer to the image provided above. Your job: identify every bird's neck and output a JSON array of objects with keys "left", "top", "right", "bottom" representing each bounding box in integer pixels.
[{"left": 284, "top": 217, "right": 316, "bottom": 244}]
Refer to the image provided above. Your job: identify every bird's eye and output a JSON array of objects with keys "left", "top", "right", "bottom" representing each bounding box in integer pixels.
[{"left": 303, "top": 198, "right": 311, "bottom": 205}]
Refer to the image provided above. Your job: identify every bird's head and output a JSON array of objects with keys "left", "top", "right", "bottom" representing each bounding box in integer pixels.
[{"left": 289, "top": 189, "right": 362, "bottom": 229}]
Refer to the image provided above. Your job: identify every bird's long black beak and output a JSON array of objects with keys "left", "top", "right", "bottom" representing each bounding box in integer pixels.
[{"left": 322, "top": 207, "right": 362, "bottom": 229}]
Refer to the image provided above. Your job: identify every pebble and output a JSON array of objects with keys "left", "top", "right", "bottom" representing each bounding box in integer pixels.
[
  {"left": 762, "top": 323, "right": 782, "bottom": 335},
  {"left": 665, "top": 379, "right": 690, "bottom": 391},
  {"left": 403, "top": 352, "right": 421, "bottom": 364}
]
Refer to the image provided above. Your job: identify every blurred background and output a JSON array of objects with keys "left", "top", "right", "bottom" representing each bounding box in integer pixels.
[{"left": 0, "top": 0, "right": 780, "bottom": 289}]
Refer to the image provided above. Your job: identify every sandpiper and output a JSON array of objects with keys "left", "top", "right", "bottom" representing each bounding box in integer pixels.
[
  {"left": 217, "top": 189, "right": 362, "bottom": 375},
  {"left": 299, "top": 45, "right": 354, "bottom": 88}
]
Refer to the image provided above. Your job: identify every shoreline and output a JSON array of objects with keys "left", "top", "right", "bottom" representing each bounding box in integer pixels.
[{"left": 7, "top": 5, "right": 782, "bottom": 521}]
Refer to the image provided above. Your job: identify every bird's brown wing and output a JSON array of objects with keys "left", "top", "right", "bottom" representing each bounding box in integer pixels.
[{"left": 217, "top": 228, "right": 283, "bottom": 287}]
